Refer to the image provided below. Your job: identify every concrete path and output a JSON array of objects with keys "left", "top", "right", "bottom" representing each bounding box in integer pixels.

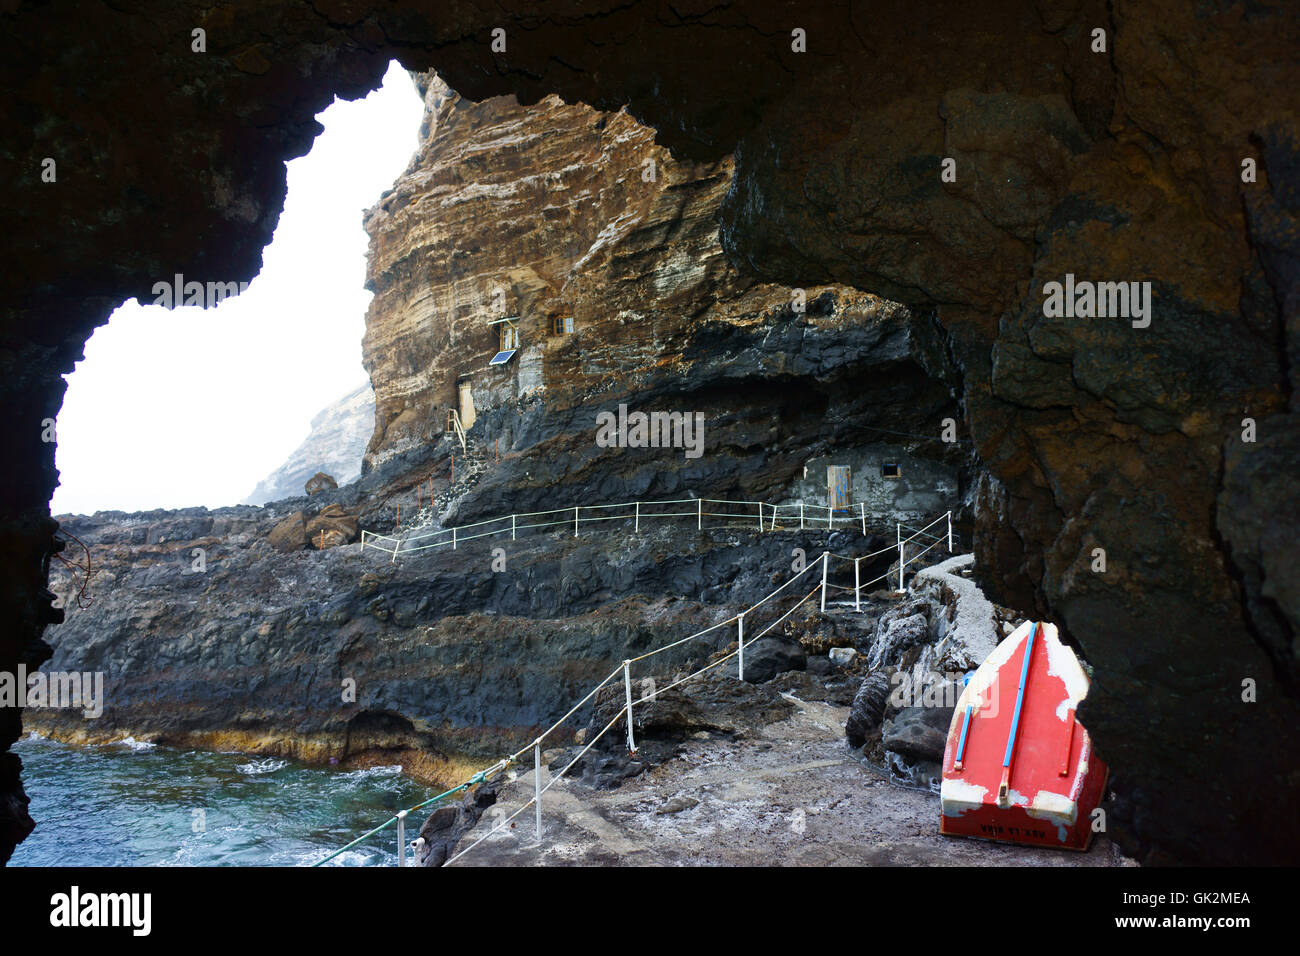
[{"left": 446, "top": 695, "right": 1135, "bottom": 867}]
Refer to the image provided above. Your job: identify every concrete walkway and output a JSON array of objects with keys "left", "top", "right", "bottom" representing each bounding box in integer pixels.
[{"left": 447, "top": 695, "right": 1135, "bottom": 867}]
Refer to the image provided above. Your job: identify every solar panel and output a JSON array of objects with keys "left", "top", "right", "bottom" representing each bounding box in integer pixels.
[{"left": 488, "top": 349, "right": 517, "bottom": 366}]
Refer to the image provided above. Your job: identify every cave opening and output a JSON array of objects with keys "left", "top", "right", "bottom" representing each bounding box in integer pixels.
[
  {"left": 11, "top": 61, "right": 430, "bottom": 866},
  {"left": 3, "top": 4, "right": 1295, "bottom": 871},
  {"left": 50, "top": 61, "right": 423, "bottom": 519}
]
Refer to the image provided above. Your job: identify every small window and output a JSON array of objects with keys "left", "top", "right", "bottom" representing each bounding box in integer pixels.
[
  {"left": 881, "top": 462, "right": 902, "bottom": 479},
  {"left": 499, "top": 323, "right": 520, "bottom": 351},
  {"left": 553, "top": 315, "right": 574, "bottom": 335}
]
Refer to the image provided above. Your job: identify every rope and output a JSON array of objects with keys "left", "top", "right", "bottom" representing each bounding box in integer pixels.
[
  {"left": 366, "top": 496, "right": 941, "bottom": 561},
  {"left": 311, "top": 780, "right": 471, "bottom": 867},
  {"left": 445, "top": 582, "right": 828, "bottom": 867},
  {"left": 902, "top": 535, "right": 947, "bottom": 568},
  {"left": 323, "top": 507, "right": 960, "bottom": 865},
  {"left": 444, "top": 699, "right": 631, "bottom": 866}
]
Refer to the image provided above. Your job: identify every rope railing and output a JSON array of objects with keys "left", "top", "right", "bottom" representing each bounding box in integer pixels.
[
  {"left": 319, "top": 506, "right": 957, "bottom": 867},
  {"left": 443, "top": 579, "right": 826, "bottom": 868},
  {"left": 361, "top": 495, "right": 948, "bottom": 561}
]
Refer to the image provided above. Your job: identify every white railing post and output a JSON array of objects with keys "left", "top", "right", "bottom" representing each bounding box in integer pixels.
[
  {"left": 757, "top": 502, "right": 763, "bottom": 531},
  {"left": 635, "top": 500, "right": 640, "bottom": 533},
  {"left": 512, "top": 514, "right": 516, "bottom": 541},
  {"left": 828, "top": 504, "right": 833, "bottom": 531},
  {"left": 799, "top": 502, "right": 805, "bottom": 530},
  {"left": 854, "top": 556, "right": 861, "bottom": 612},
  {"left": 897, "top": 523, "right": 904, "bottom": 592},
  {"left": 947, "top": 510, "right": 953, "bottom": 552},
  {"left": 534, "top": 741, "right": 543, "bottom": 842},
  {"left": 737, "top": 613, "right": 745, "bottom": 682},
  {"left": 769, "top": 504, "right": 778, "bottom": 532},
  {"left": 623, "top": 660, "right": 636, "bottom": 753},
  {"left": 697, "top": 498, "right": 702, "bottom": 531},
  {"left": 397, "top": 810, "right": 407, "bottom": 867},
  {"left": 390, "top": 537, "right": 399, "bottom": 564},
  {"left": 574, "top": 506, "right": 579, "bottom": 537},
  {"left": 452, "top": 526, "right": 457, "bottom": 550},
  {"left": 820, "top": 551, "right": 829, "bottom": 612},
  {"left": 860, "top": 502, "right": 866, "bottom": 536}
]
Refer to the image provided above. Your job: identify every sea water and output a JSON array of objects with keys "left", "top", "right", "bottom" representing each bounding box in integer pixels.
[{"left": 9, "top": 734, "right": 435, "bottom": 866}]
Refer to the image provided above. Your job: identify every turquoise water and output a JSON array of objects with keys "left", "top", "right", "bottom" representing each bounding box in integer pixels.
[{"left": 10, "top": 734, "right": 435, "bottom": 866}]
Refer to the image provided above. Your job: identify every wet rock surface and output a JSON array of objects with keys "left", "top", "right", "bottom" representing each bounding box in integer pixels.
[
  {"left": 443, "top": 693, "right": 1133, "bottom": 867},
  {"left": 35, "top": 497, "right": 896, "bottom": 781}
]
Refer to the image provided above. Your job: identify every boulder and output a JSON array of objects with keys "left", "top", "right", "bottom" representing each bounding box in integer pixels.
[
  {"left": 267, "top": 511, "right": 307, "bottom": 552},
  {"left": 723, "top": 635, "right": 806, "bottom": 683},
  {"left": 866, "top": 608, "right": 931, "bottom": 670},
  {"left": 417, "top": 781, "right": 499, "bottom": 867},
  {"left": 304, "top": 472, "right": 338, "bottom": 496},
  {"left": 305, "top": 504, "right": 359, "bottom": 549},
  {"left": 881, "top": 706, "right": 951, "bottom": 764},
  {"left": 588, "top": 671, "right": 794, "bottom": 747}
]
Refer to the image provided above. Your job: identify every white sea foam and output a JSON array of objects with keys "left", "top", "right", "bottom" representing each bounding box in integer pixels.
[
  {"left": 237, "top": 758, "right": 288, "bottom": 775},
  {"left": 117, "top": 736, "right": 156, "bottom": 751},
  {"left": 337, "top": 764, "right": 403, "bottom": 780}
]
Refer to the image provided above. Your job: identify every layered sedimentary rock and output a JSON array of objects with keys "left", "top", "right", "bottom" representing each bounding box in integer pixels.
[
  {"left": 2, "top": 1, "right": 1298, "bottom": 865},
  {"left": 359, "top": 73, "right": 963, "bottom": 520},
  {"left": 27, "top": 77, "right": 962, "bottom": 822}
]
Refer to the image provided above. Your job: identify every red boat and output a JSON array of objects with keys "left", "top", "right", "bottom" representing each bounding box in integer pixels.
[{"left": 940, "top": 620, "right": 1108, "bottom": 850}]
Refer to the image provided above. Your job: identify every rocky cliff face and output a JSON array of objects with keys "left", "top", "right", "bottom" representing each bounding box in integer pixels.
[
  {"left": 3, "top": 1, "right": 1298, "bottom": 866},
  {"left": 34, "top": 492, "right": 906, "bottom": 785},
  {"left": 357, "top": 74, "right": 966, "bottom": 547},
  {"left": 243, "top": 382, "right": 374, "bottom": 505},
  {"left": 26, "top": 76, "right": 963, "bottom": 812},
  {"left": 359, "top": 73, "right": 965, "bottom": 517}
]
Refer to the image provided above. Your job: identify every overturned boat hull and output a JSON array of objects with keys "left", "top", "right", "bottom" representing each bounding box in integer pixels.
[{"left": 940, "top": 620, "right": 1108, "bottom": 851}]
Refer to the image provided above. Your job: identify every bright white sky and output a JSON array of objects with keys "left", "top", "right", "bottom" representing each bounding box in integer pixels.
[{"left": 52, "top": 61, "right": 424, "bottom": 516}]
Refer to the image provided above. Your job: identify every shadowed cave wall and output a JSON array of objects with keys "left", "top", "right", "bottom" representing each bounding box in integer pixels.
[{"left": 2, "top": 1, "right": 1298, "bottom": 865}]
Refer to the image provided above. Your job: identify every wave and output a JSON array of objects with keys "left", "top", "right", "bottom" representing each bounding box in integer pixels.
[
  {"left": 336, "top": 764, "right": 403, "bottom": 780},
  {"left": 237, "top": 758, "right": 289, "bottom": 775}
]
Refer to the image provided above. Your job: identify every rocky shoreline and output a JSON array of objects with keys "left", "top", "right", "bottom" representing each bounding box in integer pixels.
[
  {"left": 430, "top": 551, "right": 1129, "bottom": 867},
  {"left": 40, "top": 476, "right": 939, "bottom": 793}
]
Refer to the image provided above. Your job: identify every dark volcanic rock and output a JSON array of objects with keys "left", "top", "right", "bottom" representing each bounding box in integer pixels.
[
  {"left": 866, "top": 603, "right": 933, "bottom": 670},
  {"left": 846, "top": 671, "right": 893, "bottom": 749},
  {"left": 34, "top": 504, "right": 839, "bottom": 778},
  {"left": 882, "top": 707, "right": 950, "bottom": 765},
  {"left": 1, "top": 1, "right": 1298, "bottom": 866},
  {"left": 723, "top": 636, "right": 807, "bottom": 684},
  {"left": 267, "top": 511, "right": 308, "bottom": 553},
  {"left": 589, "top": 672, "right": 795, "bottom": 749},
  {"left": 417, "top": 780, "right": 499, "bottom": 868}
]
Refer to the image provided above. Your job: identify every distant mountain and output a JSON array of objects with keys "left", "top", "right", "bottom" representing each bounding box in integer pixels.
[{"left": 243, "top": 383, "right": 375, "bottom": 505}]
